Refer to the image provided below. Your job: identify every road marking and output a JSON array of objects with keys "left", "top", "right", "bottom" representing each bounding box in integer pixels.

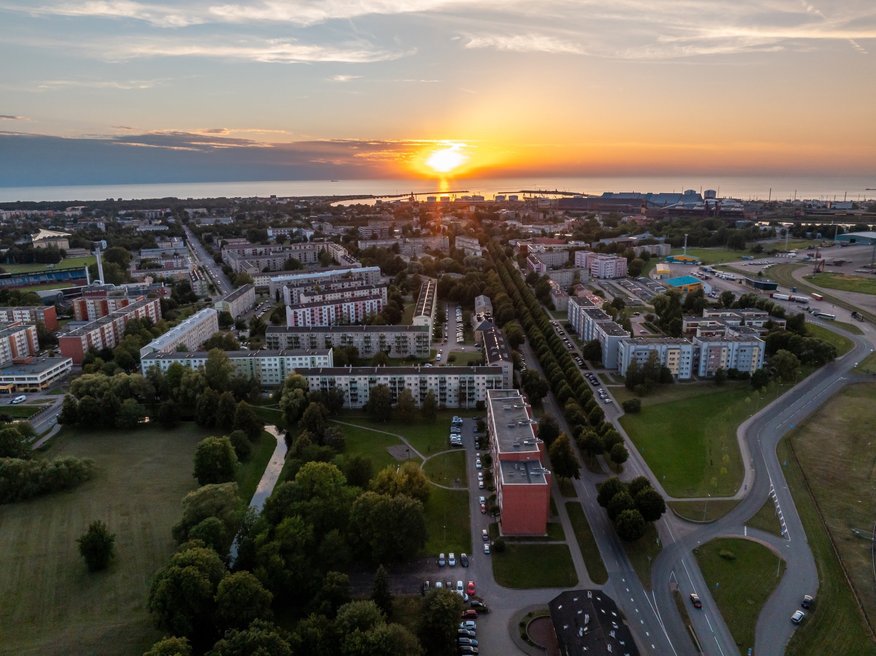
[
  {"left": 705, "top": 615, "right": 714, "bottom": 632},
  {"left": 714, "top": 635, "right": 727, "bottom": 656}
]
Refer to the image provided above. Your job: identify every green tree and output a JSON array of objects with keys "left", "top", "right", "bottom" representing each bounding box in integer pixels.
[
  {"left": 520, "top": 370, "right": 549, "bottom": 404},
  {"left": 719, "top": 290, "right": 735, "bottom": 308},
  {"left": 77, "top": 520, "right": 116, "bottom": 572},
  {"left": 187, "top": 516, "right": 228, "bottom": 553},
  {"left": 597, "top": 477, "right": 626, "bottom": 507},
  {"left": 209, "top": 619, "right": 292, "bottom": 656},
  {"left": 205, "top": 349, "right": 233, "bottom": 391},
  {"left": 417, "top": 589, "right": 465, "bottom": 656},
  {"left": 233, "top": 401, "right": 263, "bottom": 441},
  {"left": 0, "top": 425, "right": 31, "bottom": 459},
  {"left": 227, "top": 429, "right": 252, "bottom": 461},
  {"left": 714, "top": 367, "right": 727, "bottom": 386},
  {"left": 609, "top": 442, "right": 629, "bottom": 468},
  {"left": 193, "top": 436, "right": 239, "bottom": 485},
  {"left": 607, "top": 491, "right": 637, "bottom": 520},
  {"left": 581, "top": 339, "right": 602, "bottom": 364},
  {"left": 577, "top": 429, "right": 604, "bottom": 458},
  {"left": 280, "top": 387, "right": 308, "bottom": 426},
  {"left": 143, "top": 636, "right": 191, "bottom": 656},
  {"left": 215, "top": 571, "right": 273, "bottom": 631},
  {"left": 635, "top": 487, "right": 667, "bottom": 522},
  {"left": 301, "top": 401, "right": 329, "bottom": 438},
  {"left": 365, "top": 384, "right": 393, "bottom": 422},
  {"left": 621, "top": 398, "right": 641, "bottom": 414},
  {"left": 215, "top": 392, "right": 237, "bottom": 430},
  {"left": 770, "top": 349, "right": 801, "bottom": 383},
  {"left": 548, "top": 433, "right": 580, "bottom": 480},
  {"left": 172, "top": 482, "right": 242, "bottom": 546},
  {"left": 311, "top": 570, "right": 351, "bottom": 617},
  {"left": 370, "top": 565, "right": 393, "bottom": 617},
  {"left": 349, "top": 492, "right": 427, "bottom": 563},
  {"left": 420, "top": 390, "right": 438, "bottom": 422},
  {"left": 395, "top": 388, "right": 418, "bottom": 424},
  {"left": 148, "top": 544, "right": 226, "bottom": 645},
  {"left": 614, "top": 508, "right": 647, "bottom": 541},
  {"left": 157, "top": 400, "right": 180, "bottom": 429},
  {"left": 370, "top": 461, "right": 430, "bottom": 503},
  {"left": 58, "top": 394, "right": 79, "bottom": 425},
  {"left": 115, "top": 398, "right": 146, "bottom": 429},
  {"left": 536, "top": 414, "right": 560, "bottom": 445},
  {"left": 751, "top": 368, "right": 771, "bottom": 391}
]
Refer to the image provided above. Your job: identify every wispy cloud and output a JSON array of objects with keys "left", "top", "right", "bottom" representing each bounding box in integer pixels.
[
  {"left": 36, "top": 78, "right": 169, "bottom": 90},
  {"left": 0, "top": 115, "right": 26, "bottom": 120},
  {"left": 462, "top": 33, "right": 586, "bottom": 55},
  {"left": 329, "top": 74, "right": 362, "bottom": 82},
  {"left": 27, "top": 0, "right": 203, "bottom": 27}
]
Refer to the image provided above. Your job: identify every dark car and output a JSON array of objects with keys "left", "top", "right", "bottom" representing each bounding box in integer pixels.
[
  {"left": 457, "top": 629, "right": 476, "bottom": 639},
  {"left": 460, "top": 553, "right": 469, "bottom": 568},
  {"left": 801, "top": 595, "right": 814, "bottom": 609},
  {"left": 469, "top": 600, "right": 490, "bottom": 613},
  {"left": 689, "top": 593, "right": 702, "bottom": 609}
]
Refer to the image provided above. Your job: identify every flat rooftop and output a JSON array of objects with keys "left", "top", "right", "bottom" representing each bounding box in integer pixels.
[
  {"left": 500, "top": 459, "right": 548, "bottom": 486},
  {"left": 267, "top": 324, "right": 429, "bottom": 334},
  {"left": 487, "top": 390, "right": 541, "bottom": 455},
  {"left": 665, "top": 275, "right": 702, "bottom": 287},
  {"left": 582, "top": 308, "right": 612, "bottom": 321},
  {"left": 549, "top": 589, "right": 639, "bottom": 656},
  {"left": 220, "top": 283, "right": 254, "bottom": 302},
  {"left": 0, "top": 357, "right": 71, "bottom": 375},
  {"left": 295, "top": 365, "right": 504, "bottom": 376},
  {"left": 596, "top": 320, "right": 629, "bottom": 337},
  {"left": 142, "top": 349, "right": 331, "bottom": 361}
]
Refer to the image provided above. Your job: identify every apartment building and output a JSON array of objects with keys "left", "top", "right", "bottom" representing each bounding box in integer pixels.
[
  {"left": 589, "top": 254, "right": 628, "bottom": 279},
  {"left": 693, "top": 336, "right": 765, "bottom": 377},
  {"left": 265, "top": 325, "right": 431, "bottom": 358},
  {"left": 140, "top": 348, "right": 333, "bottom": 385},
  {"left": 285, "top": 294, "right": 385, "bottom": 328},
  {"left": 296, "top": 365, "right": 506, "bottom": 409},
  {"left": 139, "top": 308, "right": 219, "bottom": 359},
  {"left": 264, "top": 265, "right": 381, "bottom": 299},
  {"left": 455, "top": 235, "right": 482, "bottom": 257},
  {"left": 412, "top": 277, "right": 438, "bottom": 332},
  {"left": 72, "top": 293, "right": 148, "bottom": 322},
  {"left": 0, "top": 323, "right": 39, "bottom": 366},
  {"left": 0, "top": 306, "right": 58, "bottom": 331},
  {"left": 222, "top": 241, "right": 354, "bottom": 273},
  {"left": 567, "top": 298, "right": 629, "bottom": 369},
  {"left": 214, "top": 284, "right": 256, "bottom": 319},
  {"left": 486, "top": 389, "right": 551, "bottom": 536},
  {"left": 59, "top": 297, "right": 162, "bottom": 365},
  {"left": 617, "top": 338, "right": 696, "bottom": 380},
  {"left": 480, "top": 326, "right": 514, "bottom": 388}
]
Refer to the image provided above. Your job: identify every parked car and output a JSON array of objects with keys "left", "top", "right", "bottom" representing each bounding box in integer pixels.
[
  {"left": 455, "top": 580, "right": 464, "bottom": 594},
  {"left": 481, "top": 529, "right": 489, "bottom": 542},
  {"left": 459, "top": 620, "right": 477, "bottom": 630},
  {"left": 791, "top": 610, "right": 806, "bottom": 624},
  {"left": 459, "top": 553, "right": 469, "bottom": 567},
  {"left": 689, "top": 593, "right": 702, "bottom": 609},
  {"left": 469, "top": 600, "right": 489, "bottom": 613},
  {"left": 483, "top": 543, "right": 491, "bottom": 555},
  {"left": 801, "top": 595, "right": 814, "bottom": 609},
  {"left": 466, "top": 580, "right": 476, "bottom": 595},
  {"left": 448, "top": 552, "right": 457, "bottom": 567},
  {"left": 457, "top": 629, "right": 476, "bottom": 639},
  {"left": 438, "top": 553, "right": 446, "bottom": 567},
  {"left": 457, "top": 637, "right": 478, "bottom": 647},
  {"left": 457, "top": 646, "right": 478, "bottom": 655},
  {"left": 480, "top": 503, "right": 486, "bottom": 514},
  {"left": 461, "top": 609, "right": 478, "bottom": 620}
]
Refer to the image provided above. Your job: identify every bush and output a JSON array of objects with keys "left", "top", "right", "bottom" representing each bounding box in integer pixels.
[
  {"left": 0, "top": 456, "right": 95, "bottom": 503},
  {"left": 719, "top": 549, "right": 737, "bottom": 561},
  {"left": 492, "top": 537, "right": 506, "bottom": 553},
  {"left": 621, "top": 398, "right": 641, "bottom": 414},
  {"left": 77, "top": 520, "right": 116, "bottom": 571},
  {"left": 228, "top": 430, "right": 252, "bottom": 461}
]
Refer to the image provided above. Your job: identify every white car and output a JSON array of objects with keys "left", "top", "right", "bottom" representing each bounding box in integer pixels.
[
  {"left": 448, "top": 552, "right": 457, "bottom": 567},
  {"left": 475, "top": 458, "right": 482, "bottom": 469}
]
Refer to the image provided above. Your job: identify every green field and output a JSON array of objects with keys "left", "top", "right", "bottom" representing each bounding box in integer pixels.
[
  {"left": 446, "top": 350, "right": 485, "bottom": 365},
  {"left": 620, "top": 388, "right": 769, "bottom": 497},
  {"left": 336, "top": 422, "right": 406, "bottom": 472},
  {"left": 0, "top": 423, "right": 208, "bottom": 656},
  {"left": 491, "top": 543, "right": 578, "bottom": 589},
  {"left": 423, "top": 486, "right": 470, "bottom": 554},
  {"left": 422, "top": 451, "right": 467, "bottom": 487},
  {"left": 235, "top": 431, "right": 278, "bottom": 502},
  {"left": 805, "top": 272, "right": 876, "bottom": 296},
  {"left": 565, "top": 502, "right": 608, "bottom": 584},
  {"left": 668, "top": 499, "right": 739, "bottom": 523},
  {"left": 0, "top": 256, "right": 96, "bottom": 274},
  {"left": 856, "top": 352, "right": 876, "bottom": 375},
  {"left": 806, "top": 323, "right": 854, "bottom": 356},
  {"left": 0, "top": 404, "right": 46, "bottom": 419},
  {"left": 783, "top": 384, "right": 876, "bottom": 651},
  {"left": 745, "top": 497, "right": 782, "bottom": 537},
  {"left": 339, "top": 411, "right": 480, "bottom": 456},
  {"left": 622, "top": 523, "right": 662, "bottom": 590},
  {"left": 694, "top": 538, "right": 785, "bottom": 651},
  {"left": 669, "top": 247, "right": 751, "bottom": 265}
]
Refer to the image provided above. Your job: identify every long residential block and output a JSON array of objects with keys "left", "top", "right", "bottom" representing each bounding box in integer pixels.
[
  {"left": 139, "top": 308, "right": 219, "bottom": 359},
  {"left": 0, "top": 306, "right": 58, "bottom": 332},
  {"left": 266, "top": 325, "right": 431, "bottom": 358},
  {"left": 59, "top": 297, "right": 162, "bottom": 365}
]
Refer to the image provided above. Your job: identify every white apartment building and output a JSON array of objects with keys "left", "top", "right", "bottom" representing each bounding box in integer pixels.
[
  {"left": 589, "top": 254, "right": 628, "bottom": 279},
  {"left": 693, "top": 336, "right": 765, "bottom": 377},
  {"left": 265, "top": 325, "right": 431, "bottom": 358},
  {"left": 412, "top": 277, "right": 438, "bottom": 333},
  {"left": 296, "top": 365, "right": 506, "bottom": 409},
  {"left": 214, "top": 284, "right": 256, "bottom": 319},
  {"left": 455, "top": 235, "right": 482, "bottom": 257},
  {"left": 285, "top": 295, "right": 385, "bottom": 327},
  {"left": 0, "top": 324, "right": 39, "bottom": 366},
  {"left": 264, "top": 266, "right": 381, "bottom": 298},
  {"left": 140, "top": 348, "right": 333, "bottom": 385},
  {"left": 617, "top": 338, "right": 696, "bottom": 380},
  {"left": 139, "top": 308, "right": 219, "bottom": 359}
]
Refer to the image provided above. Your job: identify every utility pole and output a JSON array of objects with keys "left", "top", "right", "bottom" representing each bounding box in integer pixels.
[{"left": 683, "top": 233, "right": 688, "bottom": 256}]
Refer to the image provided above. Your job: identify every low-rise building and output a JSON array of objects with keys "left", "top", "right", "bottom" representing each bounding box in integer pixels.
[
  {"left": 139, "top": 308, "right": 218, "bottom": 359},
  {"left": 486, "top": 389, "right": 551, "bottom": 536},
  {"left": 0, "top": 357, "right": 73, "bottom": 392},
  {"left": 265, "top": 325, "right": 431, "bottom": 358},
  {"left": 474, "top": 294, "right": 493, "bottom": 317}
]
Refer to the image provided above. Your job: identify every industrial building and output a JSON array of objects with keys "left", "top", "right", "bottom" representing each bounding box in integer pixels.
[
  {"left": 835, "top": 231, "right": 876, "bottom": 245},
  {"left": 663, "top": 275, "right": 703, "bottom": 294}
]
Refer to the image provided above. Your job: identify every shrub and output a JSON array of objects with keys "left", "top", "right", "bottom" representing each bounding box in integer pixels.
[
  {"left": 621, "top": 398, "right": 641, "bottom": 414},
  {"left": 719, "top": 549, "right": 737, "bottom": 561},
  {"left": 77, "top": 520, "right": 116, "bottom": 572},
  {"left": 0, "top": 456, "right": 95, "bottom": 503}
]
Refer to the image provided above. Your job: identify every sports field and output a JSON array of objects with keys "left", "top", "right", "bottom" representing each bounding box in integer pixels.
[{"left": 0, "top": 424, "right": 207, "bottom": 656}]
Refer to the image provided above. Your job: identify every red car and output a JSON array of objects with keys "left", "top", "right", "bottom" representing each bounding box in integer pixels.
[
  {"left": 461, "top": 609, "right": 478, "bottom": 620},
  {"left": 466, "top": 580, "right": 476, "bottom": 596}
]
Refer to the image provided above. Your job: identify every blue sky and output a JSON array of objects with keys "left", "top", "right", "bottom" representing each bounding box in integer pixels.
[{"left": 0, "top": 1, "right": 874, "bottom": 185}]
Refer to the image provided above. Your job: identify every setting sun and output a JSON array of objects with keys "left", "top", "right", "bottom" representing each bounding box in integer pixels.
[{"left": 425, "top": 144, "right": 468, "bottom": 174}]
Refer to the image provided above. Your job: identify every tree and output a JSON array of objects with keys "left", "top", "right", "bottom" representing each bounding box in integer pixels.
[
  {"left": 536, "top": 414, "right": 560, "bottom": 445},
  {"left": 770, "top": 349, "right": 801, "bottom": 382},
  {"left": 418, "top": 589, "right": 464, "bottom": 656},
  {"left": 312, "top": 570, "right": 351, "bottom": 617},
  {"left": 607, "top": 491, "right": 636, "bottom": 520},
  {"left": 370, "top": 461, "right": 430, "bottom": 503},
  {"left": 628, "top": 257, "right": 645, "bottom": 277},
  {"left": 227, "top": 429, "right": 252, "bottom": 461},
  {"left": 371, "top": 565, "right": 393, "bottom": 617},
  {"left": 58, "top": 394, "right": 79, "bottom": 425},
  {"left": 751, "top": 368, "right": 771, "bottom": 391},
  {"left": 504, "top": 322, "right": 525, "bottom": 348},
  {"left": 77, "top": 520, "right": 116, "bottom": 571},
  {"left": 621, "top": 398, "right": 641, "bottom": 414},
  {"left": 193, "top": 436, "right": 239, "bottom": 485},
  {"left": 280, "top": 387, "right": 308, "bottom": 426},
  {"left": 349, "top": 492, "right": 427, "bottom": 563},
  {"left": 148, "top": 544, "right": 226, "bottom": 646},
  {"left": 215, "top": 392, "right": 238, "bottom": 430},
  {"left": 233, "top": 401, "right": 263, "bottom": 441},
  {"left": 215, "top": 571, "right": 273, "bottom": 631},
  {"left": 635, "top": 487, "right": 667, "bottom": 522},
  {"left": 395, "top": 389, "right": 418, "bottom": 423},
  {"left": 209, "top": 620, "right": 292, "bottom": 656},
  {"left": 548, "top": 433, "right": 580, "bottom": 480},
  {"left": 420, "top": 391, "right": 438, "bottom": 422},
  {"left": 581, "top": 339, "right": 602, "bottom": 364},
  {"left": 0, "top": 425, "right": 30, "bottom": 459},
  {"left": 157, "top": 400, "right": 180, "bottom": 429},
  {"left": 719, "top": 290, "right": 735, "bottom": 308},
  {"left": 115, "top": 398, "right": 146, "bottom": 429},
  {"left": 609, "top": 442, "right": 629, "bottom": 468},
  {"left": 172, "top": 482, "right": 242, "bottom": 546},
  {"left": 365, "top": 384, "right": 393, "bottom": 422},
  {"left": 521, "top": 370, "right": 549, "bottom": 404},
  {"left": 301, "top": 401, "right": 329, "bottom": 438},
  {"left": 714, "top": 367, "right": 727, "bottom": 386},
  {"left": 614, "top": 508, "right": 647, "bottom": 541},
  {"left": 597, "top": 477, "right": 626, "bottom": 507},
  {"left": 143, "top": 637, "right": 191, "bottom": 656},
  {"left": 577, "top": 429, "right": 603, "bottom": 458}
]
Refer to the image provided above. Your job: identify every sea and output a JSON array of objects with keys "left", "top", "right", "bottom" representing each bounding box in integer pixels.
[{"left": 0, "top": 175, "right": 873, "bottom": 204}]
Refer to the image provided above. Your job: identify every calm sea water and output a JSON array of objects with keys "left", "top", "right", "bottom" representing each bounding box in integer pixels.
[{"left": 0, "top": 175, "right": 873, "bottom": 203}]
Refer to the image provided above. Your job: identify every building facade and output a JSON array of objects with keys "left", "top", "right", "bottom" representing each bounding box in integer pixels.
[
  {"left": 0, "top": 306, "right": 58, "bottom": 332},
  {"left": 589, "top": 254, "right": 628, "bottom": 279},
  {"left": 214, "top": 284, "right": 256, "bottom": 319},
  {"left": 285, "top": 294, "right": 385, "bottom": 327},
  {"left": 265, "top": 325, "right": 431, "bottom": 358},
  {"left": 0, "top": 323, "right": 39, "bottom": 366},
  {"left": 617, "top": 338, "right": 696, "bottom": 380},
  {"left": 693, "top": 336, "right": 765, "bottom": 377},
  {"left": 139, "top": 308, "right": 219, "bottom": 359},
  {"left": 59, "top": 297, "right": 162, "bottom": 365}
]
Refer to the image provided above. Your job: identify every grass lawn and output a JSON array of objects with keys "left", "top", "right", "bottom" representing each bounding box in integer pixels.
[
  {"left": 251, "top": 404, "right": 284, "bottom": 429},
  {"left": 806, "top": 323, "right": 853, "bottom": 356},
  {"left": 784, "top": 383, "right": 876, "bottom": 640},
  {"left": 0, "top": 404, "right": 45, "bottom": 419},
  {"left": 620, "top": 387, "right": 779, "bottom": 497},
  {"left": 1, "top": 256, "right": 96, "bottom": 274},
  {"left": 670, "top": 247, "right": 751, "bottom": 265},
  {"left": 0, "top": 423, "right": 208, "bottom": 656},
  {"left": 829, "top": 319, "right": 865, "bottom": 335},
  {"left": 694, "top": 538, "right": 785, "bottom": 651},
  {"left": 423, "top": 486, "right": 470, "bottom": 554},
  {"left": 612, "top": 380, "right": 750, "bottom": 409},
  {"left": 855, "top": 352, "right": 876, "bottom": 374},
  {"left": 490, "top": 521, "right": 565, "bottom": 542},
  {"left": 492, "top": 544, "right": 578, "bottom": 589},
  {"left": 745, "top": 497, "right": 782, "bottom": 537},
  {"left": 622, "top": 523, "right": 662, "bottom": 591},
  {"left": 446, "top": 350, "right": 485, "bottom": 366},
  {"left": 336, "top": 422, "right": 407, "bottom": 473},
  {"left": 422, "top": 451, "right": 467, "bottom": 487},
  {"left": 565, "top": 503, "right": 608, "bottom": 584},
  {"left": 557, "top": 477, "right": 576, "bottom": 497},
  {"left": 805, "top": 272, "right": 876, "bottom": 296},
  {"left": 668, "top": 499, "right": 739, "bottom": 523},
  {"left": 235, "top": 431, "right": 277, "bottom": 502},
  {"left": 340, "top": 410, "right": 480, "bottom": 456}
]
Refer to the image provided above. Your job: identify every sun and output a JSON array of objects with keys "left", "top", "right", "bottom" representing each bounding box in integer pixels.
[{"left": 425, "top": 144, "right": 468, "bottom": 174}]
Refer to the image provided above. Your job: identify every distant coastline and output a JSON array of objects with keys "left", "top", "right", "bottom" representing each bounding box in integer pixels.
[{"left": 0, "top": 175, "right": 873, "bottom": 204}]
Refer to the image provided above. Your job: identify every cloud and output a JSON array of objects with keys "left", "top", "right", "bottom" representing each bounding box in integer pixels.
[
  {"left": 36, "top": 78, "right": 168, "bottom": 90},
  {"left": 26, "top": 1, "right": 203, "bottom": 27},
  {"left": 0, "top": 115, "right": 26, "bottom": 120},
  {"left": 462, "top": 33, "right": 586, "bottom": 55},
  {"left": 102, "top": 37, "right": 411, "bottom": 63},
  {"left": 329, "top": 74, "right": 362, "bottom": 82}
]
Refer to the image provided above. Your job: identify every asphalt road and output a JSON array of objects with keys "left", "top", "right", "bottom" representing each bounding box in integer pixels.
[{"left": 184, "top": 225, "right": 233, "bottom": 297}]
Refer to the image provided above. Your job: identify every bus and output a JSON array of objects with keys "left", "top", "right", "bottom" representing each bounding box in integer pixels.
[
  {"left": 810, "top": 292, "right": 824, "bottom": 301},
  {"left": 813, "top": 311, "right": 835, "bottom": 320}
]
